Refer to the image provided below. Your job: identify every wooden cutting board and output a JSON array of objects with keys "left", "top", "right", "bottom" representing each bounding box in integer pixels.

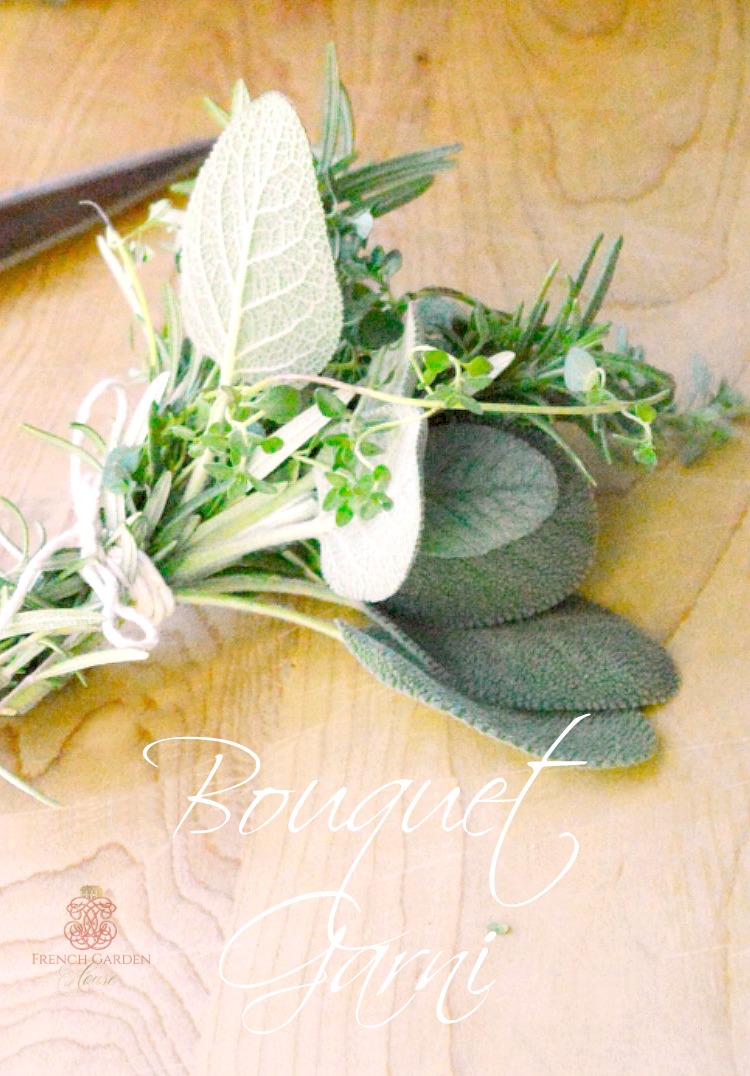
[{"left": 0, "top": 2, "right": 748, "bottom": 1073}]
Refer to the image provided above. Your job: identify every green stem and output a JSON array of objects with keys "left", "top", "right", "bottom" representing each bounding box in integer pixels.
[
  {"left": 168, "top": 514, "right": 333, "bottom": 585},
  {"left": 116, "top": 236, "right": 159, "bottom": 374},
  {"left": 243, "top": 372, "right": 671, "bottom": 418},
  {"left": 177, "top": 591, "right": 345, "bottom": 641},
  {"left": 0, "top": 762, "right": 60, "bottom": 808},
  {"left": 177, "top": 572, "right": 367, "bottom": 611},
  {"left": 184, "top": 470, "right": 317, "bottom": 550}
]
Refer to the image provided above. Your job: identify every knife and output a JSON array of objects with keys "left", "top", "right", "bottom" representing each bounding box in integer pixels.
[{"left": 0, "top": 136, "right": 214, "bottom": 272}]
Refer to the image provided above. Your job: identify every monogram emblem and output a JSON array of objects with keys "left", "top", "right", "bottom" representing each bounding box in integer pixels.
[{"left": 64, "top": 885, "right": 118, "bottom": 951}]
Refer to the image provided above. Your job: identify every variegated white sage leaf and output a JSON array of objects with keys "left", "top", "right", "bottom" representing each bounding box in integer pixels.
[
  {"left": 319, "top": 310, "right": 424, "bottom": 602},
  {"left": 180, "top": 84, "right": 343, "bottom": 382}
]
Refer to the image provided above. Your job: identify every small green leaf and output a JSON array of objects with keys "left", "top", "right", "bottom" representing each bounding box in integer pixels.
[
  {"left": 357, "top": 307, "right": 403, "bottom": 349},
  {"left": 635, "top": 402, "right": 656, "bottom": 424},
  {"left": 464, "top": 356, "right": 492, "bottom": 378},
  {"left": 633, "top": 443, "right": 657, "bottom": 467},
  {"left": 359, "top": 440, "right": 384, "bottom": 457},
  {"left": 248, "top": 474, "right": 279, "bottom": 495},
  {"left": 260, "top": 436, "right": 284, "bottom": 453},
  {"left": 359, "top": 501, "right": 382, "bottom": 520},
  {"left": 102, "top": 445, "right": 141, "bottom": 493},
  {"left": 323, "top": 488, "right": 344, "bottom": 511},
  {"left": 314, "top": 387, "right": 349, "bottom": 419},
  {"left": 424, "top": 349, "right": 451, "bottom": 373},
  {"left": 419, "top": 422, "right": 558, "bottom": 558},
  {"left": 261, "top": 386, "right": 302, "bottom": 423}
]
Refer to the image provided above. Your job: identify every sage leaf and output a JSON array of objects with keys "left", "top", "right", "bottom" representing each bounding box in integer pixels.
[
  {"left": 319, "top": 311, "right": 424, "bottom": 602},
  {"left": 339, "top": 620, "right": 657, "bottom": 768},
  {"left": 408, "top": 596, "right": 680, "bottom": 711},
  {"left": 318, "top": 412, "right": 423, "bottom": 601},
  {"left": 414, "top": 291, "right": 472, "bottom": 351},
  {"left": 383, "top": 427, "right": 596, "bottom": 627},
  {"left": 181, "top": 85, "right": 343, "bottom": 382},
  {"left": 420, "top": 423, "right": 558, "bottom": 558}
]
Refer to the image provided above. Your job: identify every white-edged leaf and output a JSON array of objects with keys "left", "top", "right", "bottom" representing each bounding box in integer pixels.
[
  {"left": 318, "top": 412, "right": 424, "bottom": 601},
  {"left": 319, "top": 312, "right": 424, "bottom": 602},
  {"left": 563, "top": 347, "right": 598, "bottom": 393},
  {"left": 180, "top": 86, "right": 343, "bottom": 382},
  {"left": 486, "top": 350, "right": 516, "bottom": 379}
]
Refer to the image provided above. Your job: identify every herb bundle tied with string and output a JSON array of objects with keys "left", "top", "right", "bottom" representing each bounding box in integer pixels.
[{"left": 0, "top": 46, "right": 742, "bottom": 805}]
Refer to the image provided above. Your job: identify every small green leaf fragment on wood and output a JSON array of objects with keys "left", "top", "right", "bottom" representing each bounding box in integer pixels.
[{"left": 487, "top": 922, "right": 511, "bottom": 937}]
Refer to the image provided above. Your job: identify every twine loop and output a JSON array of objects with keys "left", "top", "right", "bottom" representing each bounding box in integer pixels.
[{"left": 0, "top": 374, "right": 174, "bottom": 649}]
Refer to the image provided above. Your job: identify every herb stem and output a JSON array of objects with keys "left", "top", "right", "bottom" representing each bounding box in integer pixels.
[
  {"left": 176, "top": 591, "right": 344, "bottom": 641},
  {"left": 244, "top": 373, "right": 671, "bottom": 418},
  {"left": 176, "top": 572, "right": 367, "bottom": 611},
  {"left": 0, "top": 762, "right": 60, "bottom": 808}
]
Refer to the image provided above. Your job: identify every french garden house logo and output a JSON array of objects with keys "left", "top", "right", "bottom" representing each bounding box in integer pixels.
[
  {"left": 64, "top": 884, "right": 118, "bottom": 950},
  {"left": 31, "top": 884, "right": 151, "bottom": 995}
]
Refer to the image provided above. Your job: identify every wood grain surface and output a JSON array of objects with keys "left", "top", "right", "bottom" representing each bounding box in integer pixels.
[{"left": 0, "top": 2, "right": 749, "bottom": 1073}]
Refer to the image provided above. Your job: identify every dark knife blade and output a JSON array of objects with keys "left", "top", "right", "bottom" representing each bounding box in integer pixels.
[{"left": 0, "top": 136, "right": 214, "bottom": 272}]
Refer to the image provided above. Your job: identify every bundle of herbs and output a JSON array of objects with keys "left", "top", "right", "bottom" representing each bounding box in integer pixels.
[{"left": 0, "top": 48, "right": 741, "bottom": 804}]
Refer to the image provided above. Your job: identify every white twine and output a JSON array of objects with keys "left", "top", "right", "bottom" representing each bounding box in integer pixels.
[{"left": 0, "top": 374, "right": 175, "bottom": 650}]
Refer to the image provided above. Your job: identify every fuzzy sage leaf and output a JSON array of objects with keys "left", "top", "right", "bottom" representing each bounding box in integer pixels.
[
  {"left": 180, "top": 85, "right": 343, "bottom": 383},
  {"left": 407, "top": 596, "right": 680, "bottom": 711},
  {"left": 419, "top": 423, "right": 558, "bottom": 558},
  {"left": 339, "top": 619, "right": 657, "bottom": 768},
  {"left": 383, "top": 427, "right": 596, "bottom": 627},
  {"left": 318, "top": 311, "right": 425, "bottom": 602}
]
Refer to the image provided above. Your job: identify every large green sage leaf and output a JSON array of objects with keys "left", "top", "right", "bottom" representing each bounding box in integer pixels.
[
  {"left": 181, "top": 84, "right": 343, "bottom": 382},
  {"left": 339, "top": 619, "right": 657, "bottom": 768},
  {"left": 408, "top": 596, "right": 680, "bottom": 711},
  {"left": 420, "top": 423, "right": 558, "bottom": 558},
  {"left": 383, "top": 427, "right": 596, "bottom": 627}
]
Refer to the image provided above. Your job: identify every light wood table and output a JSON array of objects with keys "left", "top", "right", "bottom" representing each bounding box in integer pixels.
[{"left": 0, "top": 3, "right": 748, "bottom": 1073}]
